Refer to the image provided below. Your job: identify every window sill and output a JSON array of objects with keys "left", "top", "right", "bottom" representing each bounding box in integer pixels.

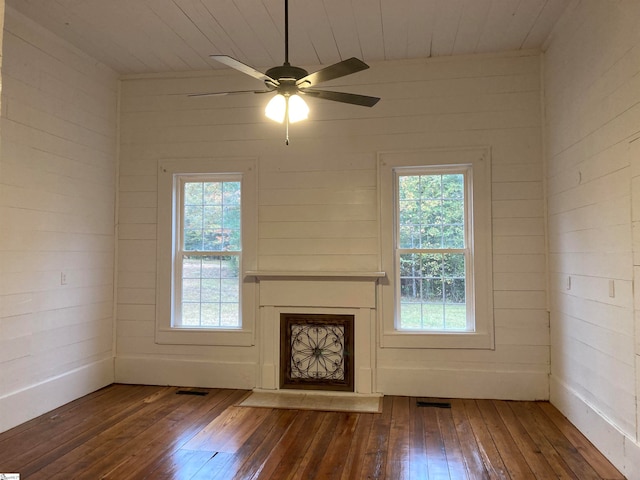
[{"left": 244, "top": 271, "right": 386, "bottom": 280}]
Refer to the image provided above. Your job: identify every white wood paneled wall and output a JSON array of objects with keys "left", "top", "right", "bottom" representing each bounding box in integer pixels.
[
  {"left": 117, "top": 50, "right": 548, "bottom": 399},
  {"left": 0, "top": 8, "right": 118, "bottom": 433},
  {"left": 544, "top": 0, "right": 640, "bottom": 476}
]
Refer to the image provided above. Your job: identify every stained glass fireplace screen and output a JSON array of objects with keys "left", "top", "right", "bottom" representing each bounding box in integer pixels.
[{"left": 280, "top": 313, "right": 354, "bottom": 392}]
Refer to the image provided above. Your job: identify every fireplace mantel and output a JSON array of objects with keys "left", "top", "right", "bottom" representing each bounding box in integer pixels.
[{"left": 245, "top": 271, "right": 386, "bottom": 280}]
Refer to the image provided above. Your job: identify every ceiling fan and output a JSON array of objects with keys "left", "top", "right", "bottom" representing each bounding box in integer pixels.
[{"left": 190, "top": 0, "right": 380, "bottom": 144}]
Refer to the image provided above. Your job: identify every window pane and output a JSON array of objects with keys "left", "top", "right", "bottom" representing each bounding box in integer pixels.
[
  {"left": 181, "top": 303, "right": 201, "bottom": 327},
  {"left": 221, "top": 303, "right": 240, "bottom": 327},
  {"left": 421, "top": 253, "right": 443, "bottom": 277},
  {"left": 442, "top": 174, "right": 464, "bottom": 198},
  {"left": 420, "top": 175, "right": 441, "bottom": 199},
  {"left": 201, "top": 279, "right": 221, "bottom": 302},
  {"left": 223, "top": 182, "right": 241, "bottom": 205},
  {"left": 399, "top": 176, "right": 420, "bottom": 199},
  {"left": 182, "top": 279, "right": 201, "bottom": 302},
  {"left": 444, "top": 304, "right": 466, "bottom": 329},
  {"left": 423, "top": 304, "right": 445, "bottom": 329},
  {"left": 184, "top": 182, "right": 203, "bottom": 205},
  {"left": 204, "top": 182, "right": 222, "bottom": 205},
  {"left": 443, "top": 253, "right": 465, "bottom": 276},
  {"left": 400, "top": 303, "right": 422, "bottom": 329},
  {"left": 177, "top": 255, "right": 240, "bottom": 328},
  {"left": 223, "top": 206, "right": 241, "bottom": 251},
  {"left": 399, "top": 225, "right": 420, "bottom": 248},
  {"left": 203, "top": 206, "right": 223, "bottom": 230},
  {"left": 421, "top": 278, "right": 443, "bottom": 302},
  {"left": 445, "top": 278, "right": 466, "bottom": 304},
  {"left": 184, "top": 205, "right": 203, "bottom": 230},
  {"left": 201, "top": 303, "right": 221, "bottom": 326},
  {"left": 183, "top": 256, "right": 202, "bottom": 277}
]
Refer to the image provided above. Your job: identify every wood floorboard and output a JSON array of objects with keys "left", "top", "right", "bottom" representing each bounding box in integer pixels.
[
  {"left": 423, "top": 404, "right": 452, "bottom": 480},
  {"left": 492, "top": 401, "right": 559, "bottom": 480},
  {"left": 436, "top": 405, "right": 469, "bottom": 479},
  {"left": 463, "top": 399, "right": 511, "bottom": 479},
  {"left": 0, "top": 384, "right": 626, "bottom": 479},
  {"left": 508, "top": 402, "right": 580, "bottom": 480},
  {"left": 313, "top": 412, "right": 359, "bottom": 479},
  {"left": 224, "top": 409, "right": 298, "bottom": 480},
  {"left": 476, "top": 399, "right": 536, "bottom": 479},
  {"left": 339, "top": 411, "right": 374, "bottom": 480},
  {"left": 450, "top": 398, "right": 489, "bottom": 479},
  {"left": 362, "top": 394, "right": 394, "bottom": 479},
  {"left": 408, "top": 400, "right": 429, "bottom": 479},
  {"left": 386, "top": 396, "right": 411, "bottom": 479}
]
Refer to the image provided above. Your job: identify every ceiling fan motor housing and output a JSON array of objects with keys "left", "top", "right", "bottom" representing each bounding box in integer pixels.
[{"left": 265, "top": 64, "right": 310, "bottom": 94}]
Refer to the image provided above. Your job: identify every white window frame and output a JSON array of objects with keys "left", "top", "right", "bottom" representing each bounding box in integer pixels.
[
  {"left": 156, "top": 158, "right": 257, "bottom": 346},
  {"left": 379, "top": 148, "right": 494, "bottom": 349}
]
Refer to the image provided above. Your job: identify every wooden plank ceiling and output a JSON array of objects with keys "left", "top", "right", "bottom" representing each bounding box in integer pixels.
[{"left": 7, "top": 0, "right": 572, "bottom": 75}]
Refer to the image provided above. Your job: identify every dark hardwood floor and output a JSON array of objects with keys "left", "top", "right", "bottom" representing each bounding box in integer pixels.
[{"left": 0, "top": 384, "right": 625, "bottom": 479}]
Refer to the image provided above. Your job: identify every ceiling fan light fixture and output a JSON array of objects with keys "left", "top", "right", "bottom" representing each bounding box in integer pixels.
[
  {"left": 265, "top": 94, "right": 286, "bottom": 123},
  {"left": 265, "top": 93, "right": 309, "bottom": 124},
  {"left": 288, "top": 94, "right": 309, "bottom": 123}
]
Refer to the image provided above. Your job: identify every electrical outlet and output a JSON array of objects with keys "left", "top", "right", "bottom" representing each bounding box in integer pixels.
[{"left": 60, "top": 271, "right": 68, "bottom": 285}]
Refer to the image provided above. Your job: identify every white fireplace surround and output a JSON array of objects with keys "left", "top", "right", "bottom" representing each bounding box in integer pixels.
[{"left": 247, "top": 271, "right": 384, "bottom": 395}]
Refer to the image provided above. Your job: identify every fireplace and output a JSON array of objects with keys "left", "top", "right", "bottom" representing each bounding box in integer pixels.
[
  {"left": 280, "top": 313, "right": 354, "bottom": 391},
  {"left": 248, "top": 271, "right": 383, "bottom": 395}
]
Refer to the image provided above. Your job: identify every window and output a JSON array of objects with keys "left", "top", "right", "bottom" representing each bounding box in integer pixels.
[
  {"left": 156, "top": 158, "right": 257, "bottom": 346},
  {"left": 177, "top": 177, "right": 241, "bottom": 328},
  {"left": 397, "top": 168, "right": 471, "bottom": 331},
  {"left": 379, "top": 148, "right": 493, "bottom": 349}
]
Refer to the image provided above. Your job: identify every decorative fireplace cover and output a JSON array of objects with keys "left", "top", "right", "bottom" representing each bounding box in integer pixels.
[{"left": 280, "top": 313, "right": 354, "bottom": 391}]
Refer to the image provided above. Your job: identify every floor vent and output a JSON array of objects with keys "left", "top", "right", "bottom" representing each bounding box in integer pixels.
[
  {"left": 416, "top": 399, "right": 451, "bottom": 408},
  {"left": 176, "top": 389, "right": 209, "bottom": 396}
]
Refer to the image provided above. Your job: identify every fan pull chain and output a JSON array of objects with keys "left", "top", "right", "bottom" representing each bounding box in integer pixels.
[
  {"left": 285, "top": 118, "right": 290, "bottom": 145},
  {"left": 285, "top": 96, "right": 290, "bottom": 145}
]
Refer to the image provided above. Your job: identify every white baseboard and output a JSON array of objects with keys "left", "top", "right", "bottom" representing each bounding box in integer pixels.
[
  {"left": 377, "top": 367, "right": 549, "bottom": 400},
  {"left": 0, "top": 357, "right": 114, "bottom": 434},
  {"left": 115, "top": 356, "right": 256, "bottom": 389},
  {"left": 550, "top": 375, "right": 640, "bottom": 478}
]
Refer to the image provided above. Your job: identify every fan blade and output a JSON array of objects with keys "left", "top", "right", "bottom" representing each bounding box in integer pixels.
[
  {"left": 210, "top": 55, "right": 277, "bottom": 85},
  {"left": 296, "top": 57, "right": 370, "bottom": 87},
  {"left": 302, "top": 89, "right": 380, "bottom": 107},
  {"left": 188, "top": 89, "right": 271, "bottom": 98}
]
